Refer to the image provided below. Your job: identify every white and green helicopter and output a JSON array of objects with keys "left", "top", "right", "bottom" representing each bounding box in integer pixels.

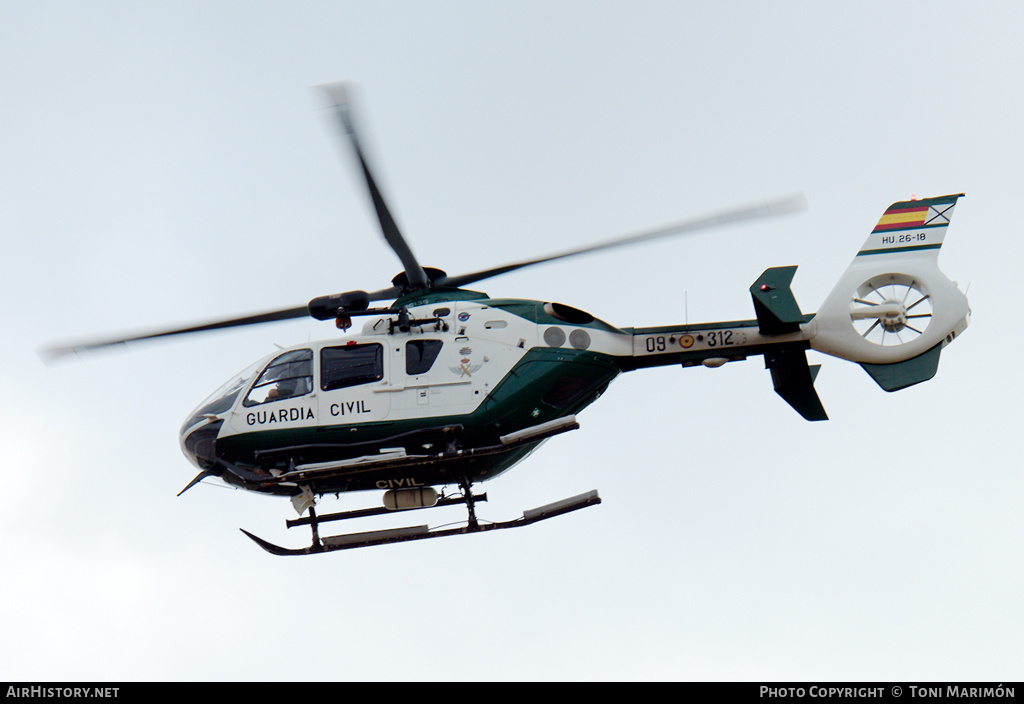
[{"left": 46, "top": 84, "right": 971, "bottom": 555}]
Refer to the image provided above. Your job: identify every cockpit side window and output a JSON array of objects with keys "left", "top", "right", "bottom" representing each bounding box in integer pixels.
[
  {"left": 321, "top": 343, "right": 383, "bottom": 391},
  {"left": 243, "top": 349, "right": 314, "bottom": 407},
  {"left": 406, "top": 339, "right": 444, "bottom": 375}
]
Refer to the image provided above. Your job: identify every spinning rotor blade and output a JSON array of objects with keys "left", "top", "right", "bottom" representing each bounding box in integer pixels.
[
  {"left": 40, "top": 305, "right": 311, "bottom": 361},
  {"left": 436, "top": 193, "right": 807, "bottom": 289},
  {"left": 43, "top": 79, "right": 809, "bottom": 363},
  {"left": 319, "top": 82, "right": 429, "bottom": 290},
  {"left": 41, "top": 281, "right": 410, "bottom": 361}
]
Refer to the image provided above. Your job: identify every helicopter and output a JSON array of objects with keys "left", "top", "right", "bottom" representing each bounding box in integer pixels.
[{"left": 44, "top": 83, "right": 971, "bottom": 556}]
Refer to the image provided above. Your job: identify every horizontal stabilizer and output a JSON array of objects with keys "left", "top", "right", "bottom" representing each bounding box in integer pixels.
[
  {"left": 750, "top": 266, "right": 806, "bottom": 335},
  {"left": 860, "top": 342, "right": 942, "bottom": 392},
  {"left": 764, "top": 346, "right": 828, "bottom": 421}
]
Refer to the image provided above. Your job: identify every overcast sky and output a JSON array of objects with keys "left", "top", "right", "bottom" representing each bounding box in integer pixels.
[{"left": 2, "top": 1, "right": 1020, "bottom": 682}]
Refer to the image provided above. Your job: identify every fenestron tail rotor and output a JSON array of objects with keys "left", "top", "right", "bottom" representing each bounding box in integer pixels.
[{"left": 850, "top": 275, "right": 934, "bottom": 347}]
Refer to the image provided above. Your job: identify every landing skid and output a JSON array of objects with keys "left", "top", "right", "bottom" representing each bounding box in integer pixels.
[{"left": 240, "top": 489, "right": 601, "bottom": 556}]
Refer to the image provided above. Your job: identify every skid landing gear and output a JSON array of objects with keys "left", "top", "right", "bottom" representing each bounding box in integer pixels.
[{"left": 240, "top": 486, "right": 602, "bottom": 556}]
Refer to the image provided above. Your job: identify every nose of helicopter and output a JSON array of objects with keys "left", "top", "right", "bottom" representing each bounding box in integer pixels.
[{"left": 179, "top": 416, "right": 223, "bottom": 470}]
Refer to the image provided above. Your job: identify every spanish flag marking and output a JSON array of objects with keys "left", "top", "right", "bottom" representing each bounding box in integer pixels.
[{"left": 872, "top": 206, "right": 930, "bottom": 232}]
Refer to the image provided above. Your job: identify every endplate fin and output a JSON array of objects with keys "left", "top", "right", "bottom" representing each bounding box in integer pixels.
[
  {"left": 750, "top": 266, "right": 805, "bottom": 335},
  {"left": 764, "top": 346, "right": 828, "bottom": 421}
]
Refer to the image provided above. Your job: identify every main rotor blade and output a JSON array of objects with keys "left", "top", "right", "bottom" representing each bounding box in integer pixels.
[
  {"left": 318, "top": 82, "right": 429, "bottom": 290},
  {"left": 437, "top": 194, "right": 807, "bottom": 289},
  {"left": 40, "top": 305, "right": 311, "bottom": 361}
]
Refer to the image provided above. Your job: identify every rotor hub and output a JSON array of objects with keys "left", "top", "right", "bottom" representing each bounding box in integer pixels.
[
  {"left": 391, "top": 267, "right": 448, "bottom": 292},
  {"left": 878, "top": 298, "right": 908, "bottom": 333}
]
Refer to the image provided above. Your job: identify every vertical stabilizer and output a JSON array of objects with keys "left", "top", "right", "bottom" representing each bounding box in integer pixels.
[{"left": 808, "top": 194, "right": 970, "bottom": 385}]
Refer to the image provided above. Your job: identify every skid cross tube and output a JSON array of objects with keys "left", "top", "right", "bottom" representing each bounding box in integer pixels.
[{"left": 285, "top": 493, "right": 488, "bottom": 528}]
